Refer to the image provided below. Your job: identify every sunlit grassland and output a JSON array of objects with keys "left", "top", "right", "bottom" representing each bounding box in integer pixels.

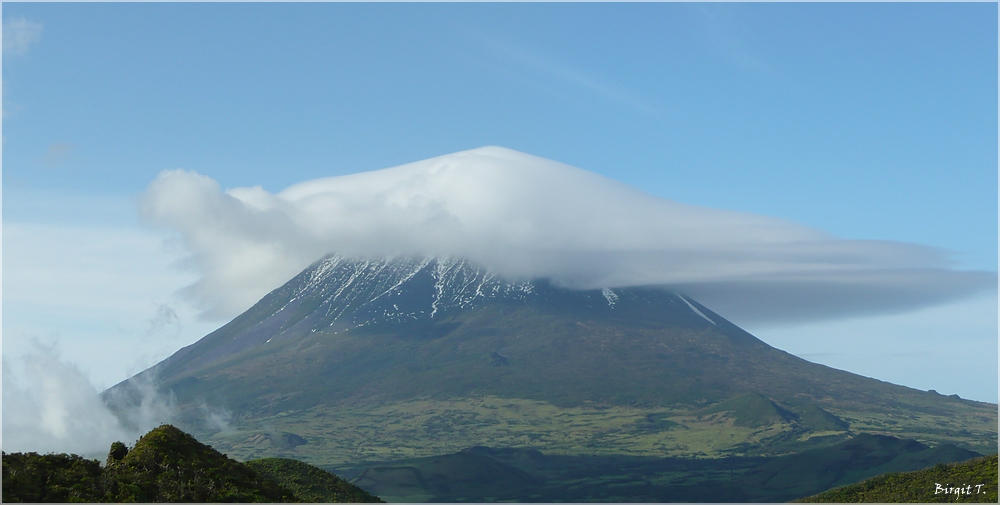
[
  {"left": 204, "top": 396, "right": 784, "bottom": 466},
  {"left": 195, "top": 393, "right": 995, "bottom": 469},
  {"left": 824, "top": 406, "right": 997, "bottom": 455}
]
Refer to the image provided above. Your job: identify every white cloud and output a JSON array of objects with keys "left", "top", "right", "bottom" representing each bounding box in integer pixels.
[
  {"left": 2, "top": 17, "right": 42, "bottom": 56},
  {"left": 139, "top": 146, "right": 996, "bottom": 323},
  {"left": 1, "top": 342, "right": 173, "bottom": 459},
  {"left": 2, "top": 217, "right": 221, "bottom": 390}
]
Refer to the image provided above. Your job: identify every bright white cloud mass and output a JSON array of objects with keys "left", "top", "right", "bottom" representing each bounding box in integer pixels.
[
  {"left": 140, "top": 146, "right": 994, "bottom": 325},
  {"left": 2, "top": 343, "right": 175, "bottom": 458}
]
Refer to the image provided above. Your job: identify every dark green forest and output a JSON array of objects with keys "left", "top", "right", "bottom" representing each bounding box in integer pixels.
[{"left": 1, "top": 425, "right": 382, "bottom": 503}]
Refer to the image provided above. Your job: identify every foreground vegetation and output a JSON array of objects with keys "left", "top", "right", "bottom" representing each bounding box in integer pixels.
[
  {"left": 3, "top": 423, "right": 990, "bottom": 503},
  {"left": 245, "top": 458, "right": 381, "bottom": 503},
  {"left": 798, "top": 453, "right": 998, "bottom": 503},
  {"left": 1, "top": 425, "right": 382, "bottom": 503}
]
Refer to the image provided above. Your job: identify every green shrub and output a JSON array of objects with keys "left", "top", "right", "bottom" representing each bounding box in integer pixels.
[{"left": 798, "top": 453, "right": 998, "bottom": 503}]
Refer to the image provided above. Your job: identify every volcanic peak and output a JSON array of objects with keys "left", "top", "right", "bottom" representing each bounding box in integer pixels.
[
  {"left": 154, "top": 254, "right": 733, "bottom": 374},
  {"left": 254, "top": 254, "right": 715, "bottom": 335},
  {"left": 278, "top": 255, "right": 536, "bottom": 325}
]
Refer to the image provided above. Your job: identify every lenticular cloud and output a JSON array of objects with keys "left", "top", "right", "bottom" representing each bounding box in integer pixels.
[{"left": 139, "top": 146, "right": 995, "bottom": 324}]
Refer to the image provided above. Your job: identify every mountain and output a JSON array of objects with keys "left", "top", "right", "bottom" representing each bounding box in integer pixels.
[
  {"left": 107, "top": 255, "right": 997, "bottom": 471},
  {"left": 796, "top": 453, "right": 998, "bottom": 503}
]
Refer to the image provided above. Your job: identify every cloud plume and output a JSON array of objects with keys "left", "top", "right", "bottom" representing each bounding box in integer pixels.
[
  {"left": 139, "top": 146, "right": 995, "bottom": 324},
  {"left": 1, "top": 342, "right": 174, "bottom": 459}
]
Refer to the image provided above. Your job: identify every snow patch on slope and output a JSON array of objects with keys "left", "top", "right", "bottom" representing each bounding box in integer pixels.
[
  {"left": 678, "top": 294, "right": 716, "bottom": 325},
  {"left": 601, "top": 288, "right": 618, "bottom": 308},
  {"left": 278, "top": 256, "right": 538, "bottom": 329}
]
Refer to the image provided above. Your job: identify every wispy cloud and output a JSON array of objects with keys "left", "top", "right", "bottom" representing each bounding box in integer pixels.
[
  {"left": 1, "top": 342, "right": 174, "bottom": 458},
  {"left": 42, "top": 142, "right": 77, "bottom": 167},
  {"left": 472, "top": 33, "right": 660, "bottom": 118},
  {"left": 692, "top": 4, "right": 780, "bottom": 80},
  {"left": 146, "top": 303, "right": 181, "bottom": 337},
  {"left": 139, "top": 146, "right": 995, "bottom": 324},
  {"left": 3, "top": 17, "right": 42, "bottom": 57}
]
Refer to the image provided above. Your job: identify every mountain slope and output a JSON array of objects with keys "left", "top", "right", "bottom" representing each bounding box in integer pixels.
[
  {"left": 797, "top": 453, "right": 998, "bottom": 503},
  {"left": 107, "top": 256, "right": 997, "bottom": 467},
  {"left": 244, "top": 458, "right": 382, "bottom": 503},
  {"left": 737, "top": 434, "right": 983, "bottom": 501}
]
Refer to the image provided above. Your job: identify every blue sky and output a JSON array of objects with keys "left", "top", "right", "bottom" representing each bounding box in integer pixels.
[
  {"left": 2, "top": 1, "right": 997, "bottom": 447},
  {"left": 5, "top": 3, "right": 995, "bottom": 258}
]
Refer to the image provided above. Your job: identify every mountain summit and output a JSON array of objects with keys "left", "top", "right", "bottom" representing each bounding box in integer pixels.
[{"left": 111, "top": 255, "right": 997, "bottom": 467}]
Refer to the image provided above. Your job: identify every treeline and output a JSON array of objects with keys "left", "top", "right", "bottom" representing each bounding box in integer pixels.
[{"left": 2, "top": 425, "right": 382, "bottom": 503}]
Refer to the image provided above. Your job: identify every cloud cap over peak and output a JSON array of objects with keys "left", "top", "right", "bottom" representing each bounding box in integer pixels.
[{"left": 139, "top": 146, "right": 995, "bottom": 324}]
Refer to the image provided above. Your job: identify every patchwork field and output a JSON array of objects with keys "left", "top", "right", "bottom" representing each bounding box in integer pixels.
[{"left": 193, "top": 394, "right": 996, "bottom": 470}]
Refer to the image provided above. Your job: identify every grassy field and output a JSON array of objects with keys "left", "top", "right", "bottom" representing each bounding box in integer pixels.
[
  {"left": 200, "top": 396, "right": 796, "bottom": 466},
  {"left": 824, "top": 405, "right": 997, "bottom": 454},
  {"left": 194, "top": 393, "right": 995, "bottom": 470}
]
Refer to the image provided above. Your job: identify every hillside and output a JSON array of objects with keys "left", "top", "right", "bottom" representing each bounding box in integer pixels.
[
  {"left": 736, "top": 434, "right": 984, "bottom": 502},
  {"left": 245, "top": 458, "right": 382, "bottom": 502},
  {"left": 342, "top": 434, "right": 983, "bottom": 502},
  {"left": 797, "top": 453, "right": 998, "bottom": 502},
  {"left": 1, "top": 425, "right": 382, "bottom": 503}
]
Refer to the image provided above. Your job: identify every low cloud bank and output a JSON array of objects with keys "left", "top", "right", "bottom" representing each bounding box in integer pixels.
[
  {"left": 1, "top": 342, "right": 174, "bottom": 459},
  {"left": 139, "top": 146, "right": 995, "bottom": 325}
]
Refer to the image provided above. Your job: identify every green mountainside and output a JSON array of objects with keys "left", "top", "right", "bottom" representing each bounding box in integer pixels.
[
  {"left": 245, "top": 458, "right": 382, "bottom": 503},
  {"left": 102, "top": 256, "right": 997, "bottom": 502},
  {"left": 737, "top": 433, "right": 983, "bottom": 502},
  {"left": 342, "top": 434, "right": 983, "bottom": 502},
  {"left": 1, "top": 425, "right": 382, "bottom": 503},
  {"left": 797, "top": 453, "right": 998, "bottom": 503}
]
